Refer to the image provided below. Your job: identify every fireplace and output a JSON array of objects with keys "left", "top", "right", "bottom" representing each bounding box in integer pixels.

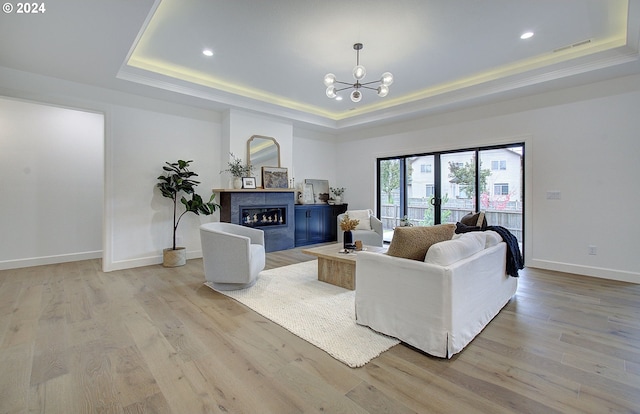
[
  {"left": 241, "top": 206, "right": 287, "bottom": 228},
  {"left": 216, "top": 189, "right": 295, "bottom": 252}
]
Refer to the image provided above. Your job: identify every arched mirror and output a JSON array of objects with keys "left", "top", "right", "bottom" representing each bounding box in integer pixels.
[{"left": 247, "top": 135, "right": 280, "bottom": 186}]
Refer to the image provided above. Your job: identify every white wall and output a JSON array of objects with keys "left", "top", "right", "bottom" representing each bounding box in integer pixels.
[
  {"left": 105, "top": 105, "right": 221, "bottom": 271},
  {"left": 292, "top": 128, "right": 339, "bottom": 198},
  {"left": 334, "top": 73, "right": 640, "bottom": 283},
  {"left": 0, "top": 67, "right": 224, "bottom": 272},
  {"left": 221, "top": 109, "right": 294, "bottom": 188},
  {"left": 0, "top": 97, "right": 104, "bottom": 270}
]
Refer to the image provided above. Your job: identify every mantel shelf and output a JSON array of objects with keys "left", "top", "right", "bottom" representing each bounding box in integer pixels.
[{"left": 213, "top": 188, "right": 295, "bottom": 193}]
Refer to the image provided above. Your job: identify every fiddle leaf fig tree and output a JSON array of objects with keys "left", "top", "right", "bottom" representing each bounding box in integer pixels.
[{"left": 156, "top": 160, "right": 220, "bottom": 250}]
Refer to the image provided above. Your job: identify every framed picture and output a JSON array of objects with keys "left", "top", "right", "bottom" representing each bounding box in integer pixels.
[
  {"left": 302, "top": 183, "right": 315, "bottom": 204},
  {"left": 305, "top": 179, "right": 330, "bottom": 203},
  {"left": 242, "top": 177, "right": 256, "bottom": 189},
  {"left": 262, "top": 166, "right": 289, "bottom": 189}
]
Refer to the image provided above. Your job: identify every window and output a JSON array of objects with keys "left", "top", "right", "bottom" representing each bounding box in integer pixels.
[
  {"left": 425, "top": 184, "right": 434, "bottom": 197},
  {"left": 420, "top": 164, "right": 432, "bottom": 173},
  {"left": 494, "top": 183, "right": 509, "bottom": 195},
  {"left": 377, "top": 144, "right": 524, "bottom": 249},
  {"left": 491, "top": 160, "right": 507, "bottom": 170}
]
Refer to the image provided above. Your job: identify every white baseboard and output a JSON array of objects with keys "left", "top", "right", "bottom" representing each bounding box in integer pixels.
[
  {"left": 102, "top": 250, "right": 203, "bottom": 272},
  {"left": 0, "top": 250, "right": 102, "bottom": 271},
  {"left": 528, "top": 258, "right": 640, "bottom": 284}
]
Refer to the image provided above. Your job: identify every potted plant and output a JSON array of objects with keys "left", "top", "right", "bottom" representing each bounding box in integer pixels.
[
  {"left": 399, "top": 215, "right": 413, "bottom": 227},
  {"left": 339, "top": 214, "right": 359, "bottom": 250},
  {"left": 330, "top": 187, "right": 345, "bottom": 204},
  {"left": 221, "top": 152, "right": 253, "bottom": 189},
  {"left": 156, "top": 160, "right": 220, "bottom": 267}
]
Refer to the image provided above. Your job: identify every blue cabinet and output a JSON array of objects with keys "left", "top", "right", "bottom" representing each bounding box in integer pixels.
[{"left": 294, "top": 204, "right": 347, "bottom": 246}]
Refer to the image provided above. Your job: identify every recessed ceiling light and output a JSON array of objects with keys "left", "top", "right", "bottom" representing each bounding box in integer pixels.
[
  {"left": 335, "top": 96, "right": 343, "bottom": 101},
  {"left": 520, "top": 32, "right": 534, "bottom": 40},
  {"left": 202, "top": 49, "right": 214, "bottom": 57}
]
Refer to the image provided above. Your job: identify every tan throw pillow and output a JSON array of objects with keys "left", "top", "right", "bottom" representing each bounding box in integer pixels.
[{"left": 387, "top": 224, "right": 456, "bottom": 261}]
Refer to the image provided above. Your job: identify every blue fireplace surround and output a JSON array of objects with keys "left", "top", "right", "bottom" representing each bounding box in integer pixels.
[{"left": 216, "top": 189, "right": 295, "bottom": 252}]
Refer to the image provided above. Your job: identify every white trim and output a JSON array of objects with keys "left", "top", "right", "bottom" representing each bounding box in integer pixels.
[
  {"left": 0, "top": 251, "right": 102, "bottom": 271},
  {"left": 104, "top": 250, "right": 204, "bottom": 272},
  {"left": 528, "top": 259, "right": 640, "bottom": 284}
]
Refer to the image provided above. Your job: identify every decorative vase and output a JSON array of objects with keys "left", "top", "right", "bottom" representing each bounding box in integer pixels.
[
  {"left": 334, "top": 195, "right": 342, "bottom": 204},
  {"left": 343, "top": 230, "right": 353, "bottom": 249},
  {"left": 233, "top": 177, "right": 243, "bottom": 189},
  {"left": 163, "top": 247, "right": 186, "bottom": 267}
]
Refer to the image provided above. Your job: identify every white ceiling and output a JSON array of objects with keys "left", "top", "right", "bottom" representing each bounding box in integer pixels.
[{"left": 1, "top": 0, "right": 639, "bottom": 131}]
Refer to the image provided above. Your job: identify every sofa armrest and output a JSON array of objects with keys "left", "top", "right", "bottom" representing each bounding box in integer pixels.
[{"left": 355, "top": 251, "right": 451, "bottom": 356}]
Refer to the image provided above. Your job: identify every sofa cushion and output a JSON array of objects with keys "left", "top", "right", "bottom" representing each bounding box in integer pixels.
[
  {"left": 425, "top": 233, "right": 485, "bottom": 266},
  {"left": 484, "top": 230, "right": 502, "bottom": 247},
  {"left": 347, "top": 209, "right": 372, "bottom": 230},
  {"left": 387, "top": 224, "right": 455, "bottom": 261}
]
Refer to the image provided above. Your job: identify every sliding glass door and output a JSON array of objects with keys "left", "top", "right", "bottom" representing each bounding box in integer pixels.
[{"left": 377, "top": 143, "right": 524, "bottom": 247}]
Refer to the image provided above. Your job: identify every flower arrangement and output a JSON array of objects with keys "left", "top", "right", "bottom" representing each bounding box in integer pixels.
[
  {"left": 339, "top": 214, "right": 360, "bottom": 231},
  {"left": 330, "top": 187, "right": 345, "bottom": 197},
  {"left": 221, "top": 152, "right": 253, "bottom": 178}
]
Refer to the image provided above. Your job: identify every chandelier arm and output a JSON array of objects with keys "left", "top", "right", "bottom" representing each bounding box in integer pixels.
[
  {"left": 334, "top": 85, "right": 356, "bottom": 92},
  {"left": 359, "top": 79, "right": 384, "bottom": 86},
  {"left": 360, "top": 85, "right": 380, "bottom": 91},
  {"left": 333, "top": 80, "right": 354, "bottom": 86}
]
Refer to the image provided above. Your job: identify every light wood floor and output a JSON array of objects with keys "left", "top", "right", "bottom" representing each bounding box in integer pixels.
[{"left": 1, "top": 245, "right": 639, "bottom": 413}]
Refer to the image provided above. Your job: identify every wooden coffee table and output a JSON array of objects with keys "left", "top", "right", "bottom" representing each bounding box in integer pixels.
[{"left": 301, "top": 243, "right": 387, "bottom": 290}]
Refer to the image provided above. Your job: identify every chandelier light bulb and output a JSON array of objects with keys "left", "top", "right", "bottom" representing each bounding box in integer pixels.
[
  {"left": 353, "top": 65, "right": 366, "bottom": 80},
  {"left": 381, "top": 72, "right": 394, "bottom": 86},
  {"left": 377, "top": 85, "right": 389, "bottom": 97},
  {"left": 350, "top": 90, "right": 362, "bottom": 102},
  {"left": 324, "top": 73, "right": 336, "bottom": 87},
  {"left": 326, "top": 86, "right": 337, "bottom": 99}
]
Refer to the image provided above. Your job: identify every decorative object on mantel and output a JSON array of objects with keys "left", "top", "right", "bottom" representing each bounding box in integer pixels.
[
  {"left": 221, "top": 152, "right": 253, "bottom": 189},
  {"left": 241, "top": 177, "right": 256, "bottom": 189},
  {"left": 156, "top": 160, "right": 220, "bottom": 267},
  {"left": 262, "top": 166, "right": 288, "bottom": 189},
  {"left": 247, "top": 135, "right": 280, "bottom": 187},
  {"left": 324, "top": 43, "right": 394, "bottom": 103},
  {"left": 305, "top": 179, "right": 329, "bottom": 203},
  {"left": 330, "top": 187, "right": 345, "bottom": 204},
  {"left": 339, "top": 213, "right": 359, "bottom": 250}
]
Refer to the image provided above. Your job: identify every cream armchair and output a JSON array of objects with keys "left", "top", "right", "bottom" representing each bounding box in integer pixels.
[
  {"left": 200, "top": 222, "right": 265, "bottom": 290},
  {"left": 337, "top": 209, "right": 384, "bottom": 247}
]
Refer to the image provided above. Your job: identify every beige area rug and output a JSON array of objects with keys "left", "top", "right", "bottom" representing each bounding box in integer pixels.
[{"left": 205, "top": 260, "right": 399, "bottom": 368}]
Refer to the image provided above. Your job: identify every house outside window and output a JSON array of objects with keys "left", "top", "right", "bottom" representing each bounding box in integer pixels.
[
  {"left": 491, "top": 160, "right": 507, "bottom": 170},
  {"left": 420, "top": 164, "right": 432, "bottom": 173},
  {"left": 425, "top": 184, "right": 434, "bottom": 197},
  {"left": 494, "top": 183, "right": 509, "bottom": 195}
]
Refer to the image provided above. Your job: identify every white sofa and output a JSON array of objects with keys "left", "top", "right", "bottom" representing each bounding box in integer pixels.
[
  {"left": 355, "top": 230, "right": 517, "bottom": 358},
  {"left": 200, "top": 222, "right": 265, "bottom": 290}
]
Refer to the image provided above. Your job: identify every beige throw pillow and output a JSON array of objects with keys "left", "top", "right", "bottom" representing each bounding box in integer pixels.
[
  {"left": 346, "top": 209, "right": 372, "bottom": 230},
  {"left": 387, "top": 224, "right": 456, "bottom": 261}
]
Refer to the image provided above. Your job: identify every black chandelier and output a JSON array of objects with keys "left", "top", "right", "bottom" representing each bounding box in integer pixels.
[{"left": 323, "top": 43, "right": 394, "bottom": 102}]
